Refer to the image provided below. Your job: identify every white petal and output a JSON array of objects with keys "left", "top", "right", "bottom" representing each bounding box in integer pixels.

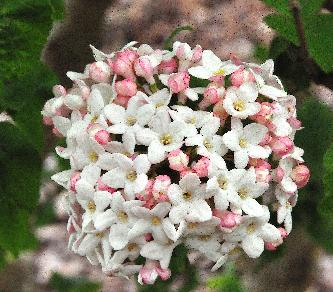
[
  {"left": 260, "top": 223, "right": 281, "bottom": 242},
  {"left": 202, "top": 50, "right": 222, "bottom": 72},
  {"left": 234, "top": 150, "right": 249, "bottom": 169},
  {"left": 104, "top": 104, "right": 126, "bottom": 124},
  {"left": 109, "top": 224, "right": 130, "bottom": 250},
  {"left": 242, "top": 198, "right": 264, "bottom": 217},
  {"left": 188, "top": 66, "right": 212, "bottom": 79},
  {"left": 94, "top": 191, "right": 112, "bottom": 211},
  {"left": 243, "top": 123, "right": 268, "bottom": 145},
  {"left": 94, "top": 209, "right": 117, "bottom": 230},
  {"left": 134, "top": 154, "right": 151, "bottom": 174},
  {"left": 242, "top": 235, "right": 264, "bottom": 258},
  {"left": 148, "top": 140, "right": 166, "bottom": 164},
  {"left": 186, "top": 200, "right": 212, "bottom": 222},
  {"left": 101, "top": 168, "right": 125, "bottom": 189}
]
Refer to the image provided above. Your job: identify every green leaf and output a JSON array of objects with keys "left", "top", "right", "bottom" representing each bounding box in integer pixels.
[
  {"left": 207, "top": 265, "right": 244, "bottom": 292},
  {"left": 164, "top": 25, "right": 193, "bottom": 50},
  {"left": 262, "top": 0, "right": 290, "bottom": 15},
  {"left": 0, "top": 123, "right": 41, "bottom": 257},
  {"left": 269, "top": 36, "right": 289, "bottom": 59},
  {"left": 49, "top": 273, "right": 100, "bottom": 292},
  {"left": 264, "top": 14, "right": 299, "bottom": 45}
]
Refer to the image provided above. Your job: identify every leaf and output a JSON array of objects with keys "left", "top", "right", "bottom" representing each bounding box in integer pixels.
[
  {"left": 49, "top": 273, "right": 100, "bottom": 292},
  {"left": 0, "top": 123, "right": 41, "bottom": 257},
  {"left": 207, "top": 265, "right": 244, "bottom": 292},
  {"left": 264, "top": 14, "right": 299, "bottom": 45},
  {"left": 164, "top": 25, "right": 193, "bottom": 50},
  {"left": 262, "top": 0, "right": 290, "bottom": 15},
  {"left": 269, "top": 36, "right": 289, "bottom": 59}
]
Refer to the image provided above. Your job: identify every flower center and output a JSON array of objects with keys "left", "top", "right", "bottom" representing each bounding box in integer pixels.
[
  {"left": 285, "top": 201, "right": 291, "bottom": 208},
  {"left": 126, "top": 116, "right": 137, "bottom": 126},
  {"left": 203, "top": 139, "right": 213, "bottom": 149},
  {"left": 238, "top": 188, "right": 248, "bottom": 199},
  {"left": 233, "top": 99, "right": 245, "bottom": 112},
  {"left": 127, "top": 243, "right": 137, "bottom": 251},
  {"left": 213, "top": 68, "right": 225, "bottom": 76},
  {"left": 187, "top": 116, "right": 196, "bottom": 124},
  {"left": 151, "top": 216, "right": 161, "bottom": 225},
  {"left": 229, "top": 247, "right": 241, "bottom": 256},
  {"left": 88, "top": 151, "right": 98, "bottom": 162},
  {"left": 246, "top": 223, "right": 256, "bottom": 234},
  {"left": 199, "top": 235, "right": 211, "bottom": 241},
  {"left": 182, "top": 192, "right": 192, "bottom": 200},
  {"left": 91, "top": 115, "right": 98, "bottom": 123},
  {"left": 239, "top": 138, "right": 247, "bottom": 148},
  {"left": 126, "top": 170, "right": 137, "bottom": 181},
  {"left": 217, "top": 177, "right": 228, "bottom": 190},
  {"left": 188, "top": 222, "right": 198, "bottom": 229},
  {"left": 117, "top": 211, "right": 128, "bottom": 223},
  {"left": 155, "top": 102, "right": 164, "bottom": 108},
  {"left": 95, "top": 232, "right": 104, "bottom": 238},
  {"left": 87, "top": 200, "right": 96, "bottom": 212},
  {"left": 160, "top": 133, "right": 173, "bottom": 145}
]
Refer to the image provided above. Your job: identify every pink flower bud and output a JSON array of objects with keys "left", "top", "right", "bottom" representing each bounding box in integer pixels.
[
  {"left": 251, "top": 102, "right": 273, "bottom": 124},
  {"left": 152, "top": 175, "right": 170, "bottom": 200},
  {"left": 255, "top": 166, "right": 272, "bottom": 184},
  {"left": 203, "top": 86, "right": 221, "bottom": 104},
  {"left": 115, "top": 78, "right": 137, "bottom": 97},
  {"left": 278, "top": 227, "right": 288, "bottom": 239},
  {"left": 270, "top": 136, "right": 294, "bottom": 156},
  {"left": 95, "top": 130, "right": 110, "bottom": 145},
  {"left": 167, "top": 149, "right": 189, "bottom": 171},
  {"left": 112, "top": 50, "right": 137, "bottom": 80},
  {"left": 89, "top": 61, "right": 111, "bottom": 83},
  {"left": 113, "top": 95, "right": 131, "bottom": 107},
  {"left": 43, "top": 116, "right": 53, "bottom": 126},
  {"left": 167, "top": 72, "right": 190, "bottom": 93},
  {"left": 145, "top": 233, "right": 153, "bottom": 242},
  {"left": 52, "top": 85, "right": 66, "bottom": 97},
  {"left": 175, "top": 43, "right": 192, "bottom": 60},
  {"left": 97, "top": 178, "right": 116, "bottom": 193},
  {"left": 180, "top": 168, "right": 194, "bottom": 178},
  {"left": 230, "top": 68, "right": 255, "bottom": 87},
  {"left": 52, "top": 127, "right": 63, "bottom": 137},
  {"left": 136, "top": 180, "right": 155, "bottom": 209},
  {"left": 192, "top": 157, "right": 210, "bottom": 177},
  {"left": 259, "top": 132, "right": 272, "bottom": 146},
  {"left": 70, "top": 172, "right": 81, "bottom": 192},
  {"left": 158, "top": 58, "right": 178, "bottom": 74},
  {"left": 291, "top": 164, "right": 310, "bottom": 188},
  {"left": 191, "top": 45, "right": 203, "bottom": 62},
  {"left": 156, "top": 267, "right": 171, "bottom": 281},
  {"left": 213, "top": 210, "right": 241, "bottom": 229},
  {"left": 272, "top": 167, "right": 284, "bottom": 183},
  {"left": 264, "top": 242, "right": 277, "bottom": 251},
  {"left": 134, "top": 57, "right": 154, "bottom": 84},
  {"left": 213, "top": 101, "right": 229, "bottom": 126},
  {"left": 288, "top": 117, "right": 302, "bottom": 129}
]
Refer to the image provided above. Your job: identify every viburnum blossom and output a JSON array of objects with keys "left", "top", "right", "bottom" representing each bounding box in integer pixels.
[{"left": 43, "top": 41, "right": 310, "bottom": 285}]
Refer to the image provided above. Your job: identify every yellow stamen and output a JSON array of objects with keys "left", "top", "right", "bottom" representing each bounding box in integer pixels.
[
  {"left": 91, "top": 115, "right": 98, "bottom": 123},
  {"left": 95, "top": 232, "right": 104, "bottom": 238},
  {"left": 229, "top": 247, "right": 241, "bottom": 256},
  {"left": 88, "top": 151, "right": 98, "bottom": 162},
  {"left": 213, "top": 68, "right": 225, "bottom": 76},
  {"left": 126, "top": 116, "right": 137, "bottom": 126},
  {"left": 233, "top": 99, "right": 245, "bottom": 112},
  {"left": 238, "top": 188, "right": 248, "bottom": 199},
  {"left": 218, "top": 177, "right": 228, "bottom": 190},
  {"left": 239, "top": 138, "right": 247, "bottom": 148},
  {"left": 127, "top": 243, "right": 137, "bottom": 251},
  {"left": 126, "top": 170, "right": 137, "bottom": 181},
  {"left": 117, "top": 211, "right": 128, "bottom": 223},
  {"left": 198, "top": 235, "right": 211, "bottom": 241},
  {"left": 182, "top": 192, "right": 192, "bottom": 200},
  {"left": 246, "top": 223, "right": 256, "bottom": 234},
  {"left": 203, "top": 139, "right": 213, "bottom": 149},
  {"left": 188, "top": 222, "right": 198, "bottom": 229},
  {"left": 160, "top": 133, "right": 173, "bottom": 145},
  {"left": 151, "top": 216, "right": 161, "bottom": 225},
  {"left": 87, "top": 200, "right": 96, "bottom": 212}
]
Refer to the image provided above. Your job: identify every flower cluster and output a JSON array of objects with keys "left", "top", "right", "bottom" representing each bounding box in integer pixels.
[{"left": 43, "top": 41, "right": 310, "bottom": 284}]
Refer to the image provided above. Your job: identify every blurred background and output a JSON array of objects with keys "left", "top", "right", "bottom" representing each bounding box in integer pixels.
[{"left": 1, "top": 0, "right": 333, "bottom": 291}]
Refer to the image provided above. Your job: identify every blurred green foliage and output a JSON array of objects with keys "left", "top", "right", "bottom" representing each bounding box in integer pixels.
[
  {"left": 0, "top": 0, "right": 64, "bottom": 267},
  {"left": 49, "top": 273, "right": 100, "bottom": 292},
  {"left": 207, "top": 265, "right": 244, "bottom": 292}
]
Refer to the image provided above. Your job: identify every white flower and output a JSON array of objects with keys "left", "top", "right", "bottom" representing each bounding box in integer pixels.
[
  {"left": 136, "top": 110, "right": 185, "bottom": 164},
  {"left": 169, "top": 105, "right": 211, "bottom": 137},
  {"left": 185, "top": 116, "right": 227, "bottom": 169},
  {"left": 101, "top": 153, "right": 150, "bottom": 199},
  {"left": 226, "top": 168, "right": 267, "bottom": 217},
  {"left": 185, "top": 233, "right": 222, "bottom": 262},
  {"left": 168, "top": 173, "right": 212, "bottom": 224},
  {"left": 140, "top": 240, "right": 180, "bottom": 269},
  {"left": 94, "top": 192, "right": 142, "bottom": 250},
  {"left": 188, "top": 50, "right": 239, "bottom": 79},
  {"left": 276, "top": 186, "right": 297, "bottom": 233},
  {"left": 128, "top": 202, "right": 172, "bottom": 243},
  {"left": 206, "top": 168, "right": 245, "bottom": 211},
  {"left": 139, "top": 88, "right": 171, "bottom": 111},
  {"left": 76, "top": 189, "right": 111, "bottom": 231},
  {"left": 278, "top": 158, "right": 298, "bottom": 193},
  {"left": 211, "top": 242, "right": 241, "bottom": 271},
  {"left": 223, "top": 118, "right": 270, "bottom": 169},
  {"left": 224, "top": 206, "right": 281, "bottom": 258},
  {"left": 223, "top": 82, "right": 261, "bottom": 119}
]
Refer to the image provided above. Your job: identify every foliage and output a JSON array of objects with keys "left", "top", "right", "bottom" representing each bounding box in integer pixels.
[
  {"left": 163, "top": 25, "right": 193, "bottom": 50},
  {"left": 49, "top": 273, "right": 101, "bottom": 292},
  {"left": 207, "top": 265, "right": 244, "bottom": 292},
  {"left": 0, "top": 0, "right": 64, "bottom": 267},
  {"left": 263, "top": 0, "right": 333, "bottom": 73}
]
